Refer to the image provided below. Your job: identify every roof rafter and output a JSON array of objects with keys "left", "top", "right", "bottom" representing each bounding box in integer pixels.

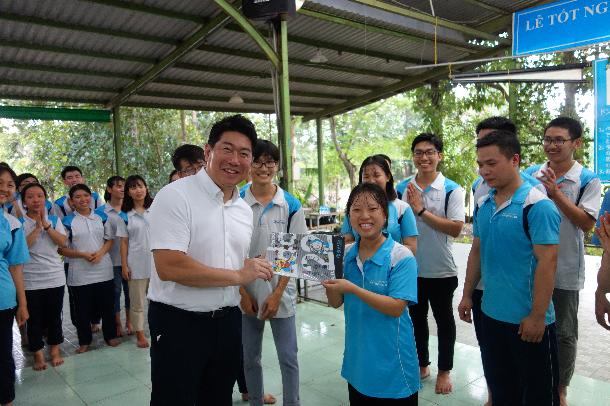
[
  {"left": 349, "top": 0, "right": 510, "bottom": 43},
  {"left": 303, "top": 46, "right": 510, "bottom": 120},
  {"left": 81, "top": 0, "right": 205, "bottom": 23}
]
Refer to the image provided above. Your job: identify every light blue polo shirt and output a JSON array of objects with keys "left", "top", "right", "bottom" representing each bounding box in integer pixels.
[
  {"left": 0, "top": 212, "right": 30, "bottom": 310},
  {"left": 474, "top": 182, "right": 561, "bottom": 325},
  {"left": 341, "top": 199, "right": 418, "bottom": 245},
  {"left": 341, "top": 237, "right": 420, "bottom": 399},
  {"left": 395, "top": 179, "right": 409, "bottom": 200},
  {"left": 525, "top": 162, "right": 601, "bottom": 290}
]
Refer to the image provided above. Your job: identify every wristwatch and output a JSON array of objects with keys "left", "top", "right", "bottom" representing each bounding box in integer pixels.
[{"left": 417, "top": 207, "right": 427, "bottom": 217}]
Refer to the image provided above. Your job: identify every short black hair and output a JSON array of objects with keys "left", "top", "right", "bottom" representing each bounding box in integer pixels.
[
  {"left": 122, "top": 175, "right": 153, "bottom": 212},
  {"left": 168, "top": 169, "right": 179, "bottom": 183},
  {"left": 68, "top": 183, "right": 91, "bottom": 198},
  {"left": 171, "top": 144, "right": 205, "bottom": 171},
  {"left": 61, "top": 165, "right": 82, "bottom": 179},
  {"left": 358, "top": 155, "right": 397, "bottom": 201},
  {"left": 21, "top": 183, "right": 48, "bottom": 201},
  {"left": 476, "top": 116, "right": 516, "bottom": 136},
  {"left": 253, "top": 139, "right": 280, "bottom": 162},
  {"left": 346, "top": 183, "right": 389, "bottom": 229},
  {"left": 0, "top": 165, "right": 17, "bottom": 183},
  {"left": 16, "top": 173, "right": 39, "bottom": 190},
  {"left": 544, "top": 116, "right": 583, "bottom": 139},
  {"left": 476, "top": 130, "right": 521, "bottom": 160},
  {"left": 104, "top": 175, "right": 125, "bottom": 201},
  {"left": 208, "top": 114, "right": 257, "bottom": 148},
  {"left": 411, "top": 133, "right": 443, "bottom": 153}
]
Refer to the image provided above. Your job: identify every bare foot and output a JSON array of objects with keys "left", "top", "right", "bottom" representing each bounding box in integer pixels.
[
  {"left": 33, "top": 350, "right": 47, "bottom": 371},
  {"left": 135, "top": 331, "right": 149, "bottom": 348},
  {"left": 125, "top": 320, "right": 134, "bottom": 336},
  {"left": 76, "top": 345, "right": 89, "bottom": 354},
  {"left": 435, "top": 370, "right": 453, "bottom": 395},
  {"left": 106, "top": 338, "right": 121, "bottom": 347},
  {"left": 263, "top": 394, "right": 277, "bottom": 404},
  {"left": 420, "top": 366, "right": 430, "bottom": 380},
  {"left": 91, "top": 323, "right": 101, "bottom": 333},
  {"left": 115, "top": 313, "right": 124, "bottom": 337},
  {"left": 50, "top": 345, "right": 64, "bottom": 367},
  {"left": 559, "top": 385, "right": 568, "bottom": 406}
]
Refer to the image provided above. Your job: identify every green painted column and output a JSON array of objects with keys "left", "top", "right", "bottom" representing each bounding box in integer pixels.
[
  {"left": 316, "top": 118, "right": 324, "bottom": 206},
  {"left": 277, "top": 17, "right": 292, "bottom": 193},
  {"left": 112, "top": 107, "right": 122, "bottom": 176}
]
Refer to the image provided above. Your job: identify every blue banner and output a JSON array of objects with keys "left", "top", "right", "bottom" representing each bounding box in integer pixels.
[
  {"left": 594, "top": 59, "right": 610, "bottom": 182},
  {"left": 513, "top": 1, "right": 610, "bottom": 56}
]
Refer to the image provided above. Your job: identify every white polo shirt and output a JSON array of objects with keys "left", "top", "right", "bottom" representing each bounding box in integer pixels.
[
  {"left": 148, "top": 168, "right": 253, "bottom": 312},
  {"left": 404, "top": 172, "right": 465, "bottom": 278},
  {"left": 116, "top": 208, "right": 154, "bottom": 280},
  {"left": 21, "top": 214, "right": 66, "bottom": 290},
  {"left": 62, "top": 210, "right": 114, "bottom": 286},
  {"left": 95, "top": 204, "right": 123, "bottom": 267},
  {"left": 524, "top": 161, "right": 601, "bottom": 290},
  {"left": 241, "top": 184, "right": 308, "bottom": 319}
]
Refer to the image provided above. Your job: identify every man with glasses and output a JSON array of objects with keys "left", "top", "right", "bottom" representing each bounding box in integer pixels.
[
  {"left": 147, "top": 115, "right": 273, "bottom": 405},
  {"left": 171, "top": 144, "right": 205, "bottom": 178},
  {"left": 524, "top": 116, "right": 601, "bottom": 406},
  {"left": 403, "top": 133, "right": 465, "bottom": 395},
  {"left": 240, "top": 139, "right": 306, "bottom": 406}
]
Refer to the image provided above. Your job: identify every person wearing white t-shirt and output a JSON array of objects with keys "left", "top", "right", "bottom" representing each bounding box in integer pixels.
[
  {"left": 117, "top": 175, "right": 154, "bottom": 349},
  {"left": 404, "top": 133, "right": 465, "bottom": 395},
  {"left": 148, "top": 115, "right": 273, "bottom": 405},
  {"left": 20, "top": 183, "right": 68, "bottom": 371}
]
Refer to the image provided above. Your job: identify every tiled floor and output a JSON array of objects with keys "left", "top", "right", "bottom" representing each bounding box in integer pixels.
[{"left": 12, "top": 243, "right": 610, "bottom": 405}]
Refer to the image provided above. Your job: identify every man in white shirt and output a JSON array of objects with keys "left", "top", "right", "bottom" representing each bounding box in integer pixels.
[{"left": 147, "top": 115, "right": 273, "bottom": 405}]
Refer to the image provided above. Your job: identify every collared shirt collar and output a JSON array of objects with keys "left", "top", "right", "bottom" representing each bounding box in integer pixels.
[
  {"left": 539, "top": 161, "right": 582, "bottom": 183},
  {"left": 127, "top": 208, "right": 150, "bottom": 217},
  {"left": 243, "top": 184, "right": 285, "bottom": 208},
  {"left": 411, "top": 172, "right": 445, "bottom": 191},
  {"left": 487, "top": 180, "right": 531, "bottom": 205},
  {"left": 74, "top": 209, "right": 97, "bottom": 220},
  {"left": 345, "top": 235, "right": 393, "bottom": 267},
  {"left": 196, "top": 168, "right": 240, "bottom": 204}
]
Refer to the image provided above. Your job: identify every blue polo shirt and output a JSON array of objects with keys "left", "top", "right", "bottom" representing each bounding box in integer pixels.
[
  {"left": 474, "top": 182, "right": 560, "bottom": 325},
  {"left": 341, "top": 237, "right": 420, "bottom": 399},
  {"left": 341, "top": 199, "right": 418, "bottom": 244},
  {"left": 0, "top": 212, "right": 30, "bottom": 311}
]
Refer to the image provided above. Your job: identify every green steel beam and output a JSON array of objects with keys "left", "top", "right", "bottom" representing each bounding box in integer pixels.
[
  {"left": 0, "top": 40, "right": 155, "bottom": 64},
  {"left": 198, "top": 44, "right": 408, "bottom": 79},
  {"left": 0, "top": 106, "right": 111, "bottom": 122},
  {"left": 475, "top": 0, "right": 555, "bottom": 34},
  {"left": 277, "top": 18, "right": 292, "bottom": 192},
  {"left": 462, "top": 0, "right": 510, "bottom": 14},
  {"left": 137, "top": 90, "right": 328, "bottom": 109},
  {"left": 214, "top": 0, "right": 280, "bottom": 70},
  {"left": 121, "top": 101, "right": 287, "bottom": 114},
  {"left": 106, "top": 10, "right": 232, "bottom": 107},
  {"left": 173, "top": 62, "right": 380, "bottom": 90},
  {"left": 81, "top": 0, "right": 205, "bottom": 23},
  {"left": 303, "top": 46, "right": 510, "bottom": 121},
  {"left": 112, "top": 107, "right": 122, "bottom": 175},
  {"left": 0, "top": 79, "right": 116, "bottom": 93},
  {"left": 0, "top": 61, "right": 349, "bottom": 99},
  {"left": 316, "top": 118, "right": 324, "bottom": 206},
  {"left": 0, "top": 94, "right": 106, "bottom": 105},
  {"left": 298, "top": 8, "right": 483, "bottom": 54},
  {"left": 0, "top": 12, "right": 178, "bottom": 45},
  {"left": 224, "top": 24, "right": 432, "bottom": 65},
  {"left": 349, "top": 0, "right": 510, "bottom": 44},
  {"left": 155, "top": 78, "right": 346, "bottom": 100},
  {"left": 0, "top": 61, "right": 138, "bottom": 80}
]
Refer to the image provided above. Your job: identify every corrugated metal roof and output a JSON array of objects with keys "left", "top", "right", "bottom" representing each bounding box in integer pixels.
[{"left": 0, "top": 0, "right": 523, "bottom": 118}]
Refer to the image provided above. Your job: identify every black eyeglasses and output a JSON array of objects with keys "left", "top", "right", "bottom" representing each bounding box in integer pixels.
[
  {"left": 252, "top": 160, "right": 278, "bottom": 168},
  {"left": 542, "top": 137, "right": 573, "bottom": 146},
  {"left": 413, "top": 149, "right": 438, "bottom": 158}
]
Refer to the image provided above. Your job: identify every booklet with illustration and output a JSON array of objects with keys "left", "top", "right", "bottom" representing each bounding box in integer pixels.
[{"left": 266, "top": 232, "right": 345, "bottom": 281}]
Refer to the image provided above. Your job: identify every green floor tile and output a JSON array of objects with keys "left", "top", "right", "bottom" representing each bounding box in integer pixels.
[
  {"left": 69, "top": 369, "right": 142, "bottom": 404},
  {"left": 301, "top": 370, "right": 349, "bottom": 403},
  {"left": 91, "top": 387, "right": 150, "bottom": 406},
  {"left": 19, "top": 389, "right": 86, "bottom": 406},
  {"left": 15, "top": 368, "right": 75, "bottom": 402}
]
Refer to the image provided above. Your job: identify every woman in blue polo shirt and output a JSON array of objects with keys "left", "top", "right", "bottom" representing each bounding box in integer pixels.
[
  {"left": 0, "top": 165, "right": 30, "bottom": 406},
  {"left": 324, "top": 183, "right": 420, "bottom": 404},
  {"left": 117, "top": 175, "right": 154, "bottom": 349},
  {"left": 341, "top": 155, "right": 418, "bottom": 254}
]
